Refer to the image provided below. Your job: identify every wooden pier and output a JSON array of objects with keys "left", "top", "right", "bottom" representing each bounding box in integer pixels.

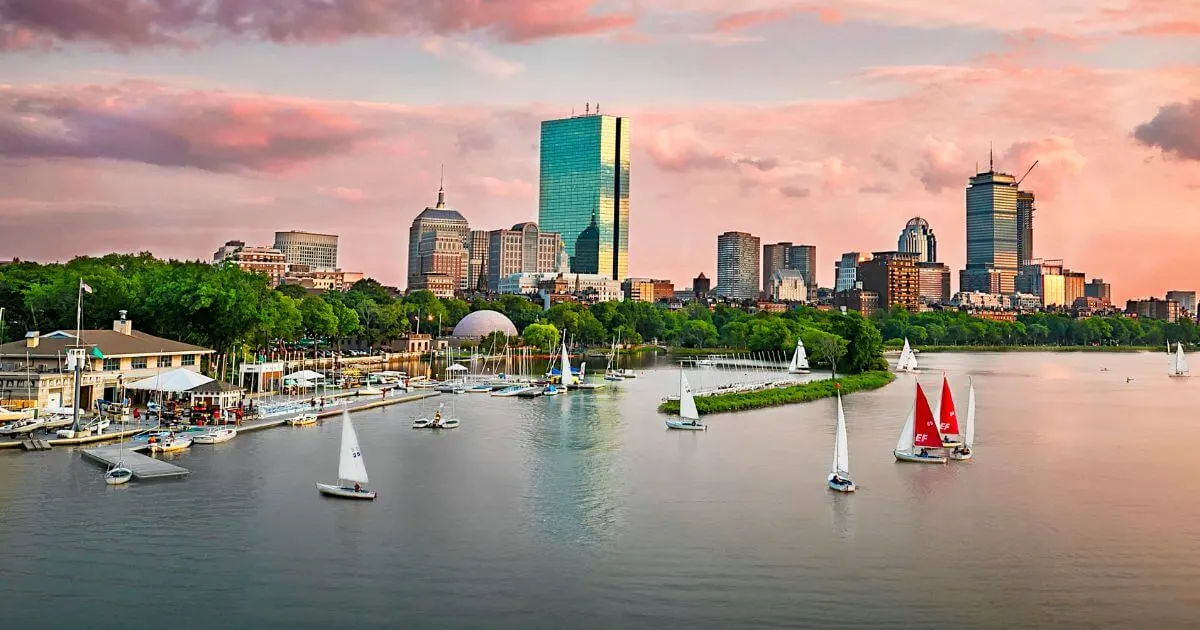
[{"left": 80, "top": 444, "right": 190, "bottom": 480}]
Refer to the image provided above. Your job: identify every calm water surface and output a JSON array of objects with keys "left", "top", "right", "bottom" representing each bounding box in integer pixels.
[{"left": 2, "top": 352, "right": 1199, "bottom": 629}]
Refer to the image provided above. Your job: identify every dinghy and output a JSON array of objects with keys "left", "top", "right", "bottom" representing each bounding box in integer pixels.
[
  {"left": 105, "top": 423, "right": 133, "bottom": 485},
  {"left": 288, "top": 412, "right": 318, "bottom": 426},
  {"left": 949, "top": 380, "right": 976, "bottom": 461},
  {"left": 316, "top": 410, "right": 376, "bottom": 500},
  {"left": 666, "top": 369, "right": 706, "bottom": 431},
  {"left": 788, "top": 339, "right": 811, "bottom": 374},
  {"left": 893, "top": 383, "right": 946, "bottom": 463},
  {"left": 541, "top": 384, "right": 562, "bottom": 397},
  {"left": 896, "top": 338, "right": 918, "bottom": 373},
  {"left": 936, "top": 375, "right": 963, "bottom": 447},
  {"left": 413, "top": 404, "right": 459, "bottom": 429},
  {"left": 1170, "top": 342, "right": 1189, "bottom": 378},
  {"left": 827, "top": 385, "right": 855, "bottom": 492},
  {"left": 148, "top": 434, "right": 192, "bottom": 453}
]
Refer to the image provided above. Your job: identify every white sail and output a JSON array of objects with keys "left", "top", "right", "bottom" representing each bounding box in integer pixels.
[
  {"left": 559, "top": 340, "right": 575, "bottom": 386},
  {"left": 832, "top": 392, "right": 850, "bottom": 476},
  {"left": 790, "top": 339, "right": 809, "bottom": 371},
  {"left": 679, "top": 370, "right": 699, "bottom": 421},
  {"left": 1173, "top": 342, "right": 1189, "bottom": 375},
  {"left": 895, "top": 405, "right": 916, "bottom": 453},
  {"left": 897, "top": 338, "right": 917, "bottom": 371},
  {"left": 338, "top": 411, "right": 369, "bottom": 484},
  {"left": 964, "top": 381, "right": 976, "bottom": 448}
]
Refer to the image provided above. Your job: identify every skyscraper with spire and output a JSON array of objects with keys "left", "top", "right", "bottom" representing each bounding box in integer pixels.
[
  {"left": 408, "top": 170, "right": 470, "bottom": 292},
  {"left": 538, "top": 108, "right": 630, "bottom": 280},
  {"left": 960, "top": 148, "right": 1019, "bottom": 294}
]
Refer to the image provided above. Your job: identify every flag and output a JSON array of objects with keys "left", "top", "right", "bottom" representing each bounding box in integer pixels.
[
  {"left": 80, "top": 281, "right": 93, "bottom": 294},
  {"left": 90, "top": 346, "right": 104, "bottom": 359}
]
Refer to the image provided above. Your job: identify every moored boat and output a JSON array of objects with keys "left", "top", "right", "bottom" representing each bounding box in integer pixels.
[
  {"left": 149, "top": 434, "right": 192, "bottom": 453},
  {"left": 288, "top": 413, "right": 318, "bottom": 426},
  {"left": 193, "top": 426, "right": 237, "bottom": 444}
]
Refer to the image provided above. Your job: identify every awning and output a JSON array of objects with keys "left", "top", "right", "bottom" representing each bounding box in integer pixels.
[{"left": 125, "top": 368, "right": 214, "bottom": 393}]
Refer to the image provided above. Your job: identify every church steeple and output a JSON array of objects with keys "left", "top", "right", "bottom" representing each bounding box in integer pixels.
[{"left": 435, "top": 164, "right": 446, "bottom": 208}]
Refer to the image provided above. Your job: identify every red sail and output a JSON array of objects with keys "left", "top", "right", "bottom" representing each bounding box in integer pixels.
[
  {"left": 938, "top": 376, "right": 961, "bottom": 435},
  {"left": 912, "top": 383, "right": 942, "bottom": 448}
]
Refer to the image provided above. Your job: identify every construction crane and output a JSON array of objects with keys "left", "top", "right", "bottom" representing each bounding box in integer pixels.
[{"left": 1016, "top": 160, "right": 1039, "bottom": 186}]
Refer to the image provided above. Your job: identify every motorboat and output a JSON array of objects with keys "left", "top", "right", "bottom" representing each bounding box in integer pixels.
[
  {"left": 193, "top": 426, "right": 237, "bottom": 444},
  {"left": 316, "top": 410, "right": 376, "bottom": 500},
  {"left": 148, "top": 434, "right": 192, "bottom": 453},
  {"left": 288, "top": 413, "right": 318, "bottom": 426}
]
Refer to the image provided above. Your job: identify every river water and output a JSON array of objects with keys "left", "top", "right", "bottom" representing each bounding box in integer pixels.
[{"left": 1, "top": 351, "right": 1197, "bottom": 629}]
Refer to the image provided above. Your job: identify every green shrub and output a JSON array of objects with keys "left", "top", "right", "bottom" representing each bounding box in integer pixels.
[{"left": 658, "top": 370, "right": 896, "bottom": 415}]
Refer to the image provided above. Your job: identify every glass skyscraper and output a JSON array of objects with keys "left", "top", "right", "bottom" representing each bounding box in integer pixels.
[
  {"left": 538, "top": 114, "right": 630, "bottom": 281},
  {"left": 897, "top": 217, "right": 937, "bottom": 263},
  {"left": 961, "top": 165, "right": 1019, "bottom": 294}
]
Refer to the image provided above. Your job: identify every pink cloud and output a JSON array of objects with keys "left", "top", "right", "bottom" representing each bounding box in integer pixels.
[
  {"left": 472, "top": 176, "right": 534, "bottom": 199},
  {"left": 712, "top": 8, "right": 795, "bottom": 32},
  {"left": 1001, "top": 136, "right": 1087, "bottom": 198},
  {"left": 317, "top": 186, "right": 368, "bottom": 202},
  {"left": 0, "top": 0, "right": 634, "bottom": 50},
  {"left": 0, "top": 82, "right": 375, "bottom": 172},
  {"left": 912, "top": 137, "right": 967, "bottom": 194},
  {"left": 1133, "top": 100, "right": 1200, "bottom": 161}
]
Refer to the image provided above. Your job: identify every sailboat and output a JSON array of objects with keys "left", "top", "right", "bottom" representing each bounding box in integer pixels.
[
  {"left": 605, "top": 335, "right": 624, "bottom": 381},
  {"left": 893, "top": 382, "right": 946, "bottom": 463},
  {"left": 413, "top": 402, "right": 460, "bottom": 429},
  {"left": 828, "top": 385, "right": 854, "bottom": 492},
  {"left": 104, "top": 417, "right": 133, "bottom": 485},
  {"left": 936, "top": 375, "right": 963, "bottom": 447},
  {"left": 949, "top": 380, "right": 976, "bottom": 461},
  {"left": 666, "top": 369, "right": 706, "bottom": 431},
  {"left": 1169, "top": 342, "right": 1189, "bottom": 377},
  {"left": 788, "top": 339, "right": 811, "bottom": 374},
  {"left": 316, "top": 410, "right": 376, "bottom": 500},
  {"left": 896, "top": 338, "right": 918, "bottom": 373}
]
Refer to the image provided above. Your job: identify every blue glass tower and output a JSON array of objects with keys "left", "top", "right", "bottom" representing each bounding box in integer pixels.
[
  {"left": 961, "top": 154, "right": 1019, "bottom": 294},
  {"left": 538, "top": 113, "right": 630, "bottom": 280}
]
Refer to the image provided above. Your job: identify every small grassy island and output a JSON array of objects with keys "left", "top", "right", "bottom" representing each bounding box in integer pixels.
[{"left": 658, "top": 371, "right": 896, "bottom": 416}]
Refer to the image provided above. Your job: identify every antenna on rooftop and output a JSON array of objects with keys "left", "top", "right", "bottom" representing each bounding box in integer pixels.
[
  {"left": 586, "top": 102, "right": 590, "bottom": 115},
  {"left": 989, "top": 142, "right": 994, "bottom": 172}
]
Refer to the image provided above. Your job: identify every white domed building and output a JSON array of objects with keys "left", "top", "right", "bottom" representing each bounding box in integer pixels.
[{"left": 452, "top": 310, "right": 518, "bottom": 340}]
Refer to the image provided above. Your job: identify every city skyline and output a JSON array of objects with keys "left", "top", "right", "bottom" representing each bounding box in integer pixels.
[{"left": 1, "top": 2, "right": 1198, "bottom": 302}]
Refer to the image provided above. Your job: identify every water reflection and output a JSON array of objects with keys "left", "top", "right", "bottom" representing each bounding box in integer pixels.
[{"left": 521, "top": 389, "right": 626, "bottom": 548}]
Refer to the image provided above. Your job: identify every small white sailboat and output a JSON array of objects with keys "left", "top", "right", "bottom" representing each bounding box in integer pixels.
[
  {"left": 666, "top": 369, "right": 706, "bottom": 431},
  {"left": 413, "top": 403, "right": 460, "bottom": 429},
  {"left": 893, "top": 383, "right": 946, "bottom": 463},
  {"left": 605, "top": 335, "right": 625, "bottom": 381},
  {"left": 949, "top": 380, "right": 976, "bottom": 461},
  {"left": 788, "top": 339, "right": 811, "bottom": 374},
  {"left": 1169, "top": 342, "right": 1189, "bottom": 377},
  {"left": 896, "top": 338, "right": 918, "bottom": 373},
  {"left": 105, "top": 418, "right": 133, "bottom": 485},
  {"left": 828, "top": 386, "right": 854, "bottom": 492},
  {"left": 316, "top": 410, "right": 376, "bottom": 500}
]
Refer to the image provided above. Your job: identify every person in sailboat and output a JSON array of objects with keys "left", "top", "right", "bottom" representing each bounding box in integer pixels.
[
  {"left": 919, "top": 448, "right": 929, "bottom": 457},
  {"left": 354, "top": 483, "right": 362, "bottom": 493},
  {"left": 952, "top": 445, "right": 971, "bottom": 457}
]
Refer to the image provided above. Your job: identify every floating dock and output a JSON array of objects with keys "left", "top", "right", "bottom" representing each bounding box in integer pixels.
[{"left": 80, "top": 444, "right": 189, "bottom": 480}]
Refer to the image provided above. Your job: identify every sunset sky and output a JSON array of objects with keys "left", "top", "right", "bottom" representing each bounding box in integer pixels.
[{"left": 2, "top": 0, "right": 1198, "bottom": 301}]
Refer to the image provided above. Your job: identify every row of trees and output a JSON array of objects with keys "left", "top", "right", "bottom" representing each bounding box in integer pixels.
[
  {"left": 0, "top": 255, "right": 889, "bottom": 374},
  {"left": 872, "top": 307, "right": 1198, "bottom": 347}
]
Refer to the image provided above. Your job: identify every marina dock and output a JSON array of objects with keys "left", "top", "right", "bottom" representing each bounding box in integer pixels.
[{"left": 80, "top": 444, "right": 189, "bottom": 480}]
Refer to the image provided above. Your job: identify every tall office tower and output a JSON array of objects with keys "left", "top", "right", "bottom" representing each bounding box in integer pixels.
[
  {"left": 762, "top": 242, "right": 792, "bottom": 295},
  {"left": 1016, "top": 191, "right": 1035, "bottom": 265},
  {"left": 467, "top": 230, "right": 490, "bottom": 292},
  {"left": 786, "top": 244, "right": 818, "bottom": 298},
  {"left": 273, "top": 230, "right": 339, "bottom": 271},
  {"left": 897, "top": 217, "right": 937, "bottom": 263},
  {"left": 858, "top": 251, "right": 920, "bottom": 311},
  {"left": 486, "top": 222, "right": 566, "bottom": 290},
  {"left": 408, "top": 181, "right": 469, "bottom": 290},
  {"left": 538, "top": 111, "right": 630, "bottom": 280},
  {"left": 716, "top": 231, "right": 761, "bottom": 300},
  {"left": 960, "top": 153, "right": 1019, "bottom": 294}
]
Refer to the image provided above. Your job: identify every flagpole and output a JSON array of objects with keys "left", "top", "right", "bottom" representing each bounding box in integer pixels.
[
  {"left": 76, "top": 277, "right": 83, "bottom": 345},
  {"left": 72, "top": 278, "right": 84, "bottom": 432}
]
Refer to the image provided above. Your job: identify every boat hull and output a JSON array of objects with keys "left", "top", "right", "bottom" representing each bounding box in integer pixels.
[
  {"left": 789, "top": 368, "right": 811, "bottom": 374},
  {"left": 828, "top": 479, "right": 856, "bottom": 493},
  {"left": 288, "top": 414, "right": 318, "bottom": 426},
  {"left": 665, "top": 419, "right": 706, "bottom": 431},
  {"left": 105, "top": 468, "right": 133, "bottom": 485},
  {"left": 194, "top": 429, "right": 237, "bottom": 444},
  {"left": 316, "top": 483, "right": 376, "bottom": 500},
  {"left": 1169, "top": 373, "right": 1189, "bottom": 378},
  {"left": 948, "top": 449, "right": 973, "bottom": 461},
  {"left": 894, "top": 450, "right": 947, "bottom": 464}
]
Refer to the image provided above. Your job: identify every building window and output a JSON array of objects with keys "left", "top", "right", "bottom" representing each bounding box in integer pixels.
[
  {"left": 181, "top": 355, "right": 196, "bottom": 366},
  {"left": 132, "top": 357, "right": 148, "bottom": 370},
  {"left": 157, "top": 356, "right": 173, "bottom": 368},
  {"left": 103, "top": 358, "right": 120, "bottom": 371}
]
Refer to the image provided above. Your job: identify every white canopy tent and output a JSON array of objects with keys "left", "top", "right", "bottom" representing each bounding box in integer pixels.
[
  {"left": 125, "top": 368, "right": 214, "bottom": 393},
  {"left": 284, "top": 370, "right": 325, "bottom": 381},
  {"left": 446, "top": 364, "right": 469, "bottom": 372}
]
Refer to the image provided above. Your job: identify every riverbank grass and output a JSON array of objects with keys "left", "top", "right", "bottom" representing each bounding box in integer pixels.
[
  {"left": 658, "top": 370, "right": 895, "bottom": 416},
  {"left": 882, "top": 345, "right": 1154, "bottom": 353}
]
